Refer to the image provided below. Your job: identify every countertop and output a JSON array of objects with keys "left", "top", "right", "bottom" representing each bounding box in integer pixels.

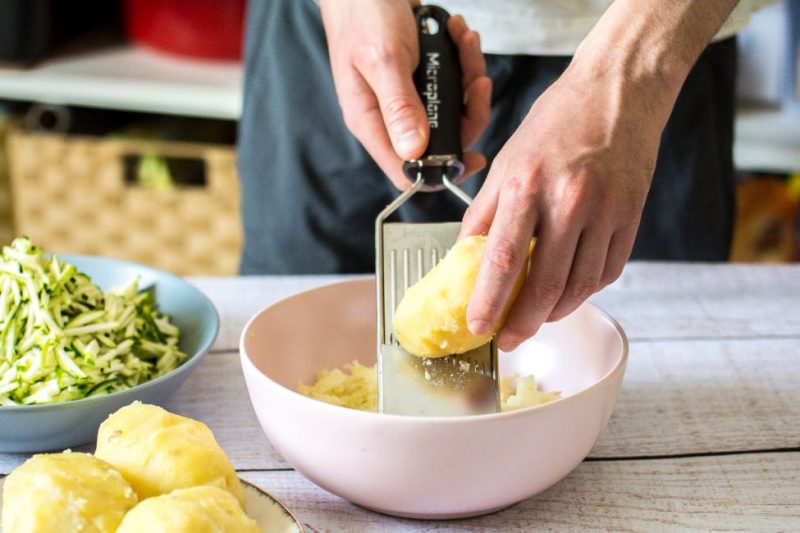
[{"left": 1, "top": 262, "right": 798, "bottom": 531}]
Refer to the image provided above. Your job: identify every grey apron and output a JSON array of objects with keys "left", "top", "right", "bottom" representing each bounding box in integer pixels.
[{"left": 237, "top": 0, "right": 736, "bottom": 274}]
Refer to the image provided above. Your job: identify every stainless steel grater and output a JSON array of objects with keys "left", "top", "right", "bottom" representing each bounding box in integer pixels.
[{"left": 375, "top": 5, "right": 500, "bottom": 417}]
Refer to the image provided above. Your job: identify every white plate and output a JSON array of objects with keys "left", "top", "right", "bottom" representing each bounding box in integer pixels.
[
  {"left": 0, "top": 477, "right": 303, "bottom": 532},
  {"left": 241, "top": 479, "right": 304, "bottom": 532}
]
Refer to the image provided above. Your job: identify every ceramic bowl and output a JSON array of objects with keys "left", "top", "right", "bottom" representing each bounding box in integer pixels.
[
  {"left": 240, "top": 278, "right": 627, "bottom": 519},
  {"left": 0, "top": 256, "right": 219, "bottom": 452}
]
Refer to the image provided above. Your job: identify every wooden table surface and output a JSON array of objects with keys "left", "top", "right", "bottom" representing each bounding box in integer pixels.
[{"left": 1, "top": 263, "right": 798, "bottom": 531}]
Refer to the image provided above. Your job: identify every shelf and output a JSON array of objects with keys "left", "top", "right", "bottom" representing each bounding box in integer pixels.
[
  {"left": 0, "top": 46, "right": 242, "bottom": 120},
  {"left": 734, "top": 103, "right": 800, "bottom": 174},
  {"left": 0, "top": 46, "right": 798, "bottom": 173}
]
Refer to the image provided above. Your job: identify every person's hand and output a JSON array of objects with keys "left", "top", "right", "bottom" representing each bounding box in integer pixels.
[
  {"left": 460, "top": 61, "right": 674, "bottom": 352},
  {"left": 319, "top": 0, "right": 491, "bottom": 189}
]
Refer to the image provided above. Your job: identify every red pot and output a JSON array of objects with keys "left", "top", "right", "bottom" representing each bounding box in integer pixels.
[{"left": 125, "top": 0, "right": 246, "bottom": 61}]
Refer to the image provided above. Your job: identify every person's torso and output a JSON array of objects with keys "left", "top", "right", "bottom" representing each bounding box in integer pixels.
[{"left": 430, "top": 0, "right": 774, "bottom": 55}]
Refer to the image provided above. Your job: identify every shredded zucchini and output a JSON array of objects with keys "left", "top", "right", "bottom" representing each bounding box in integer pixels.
[{"left": 0, "top": 237, "right": 188, "bottom": 406}]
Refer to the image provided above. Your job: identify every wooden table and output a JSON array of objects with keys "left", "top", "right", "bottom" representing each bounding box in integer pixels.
[{"left": 2, "top": 263, "right": 798, "bottom": 531}]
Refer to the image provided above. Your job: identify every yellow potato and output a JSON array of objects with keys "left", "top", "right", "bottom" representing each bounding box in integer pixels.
[
  {"left": 393, "top": 235, "right": 533, "bottom": 358},
  {"left": 95, "top": 402, "right": 244, "bottom": 506},
  {"left": 116, "top": 485, "right": 260, "bottom": 533},
  {"left": 1, "top": 452, "right": 137, "bottom": 533}
]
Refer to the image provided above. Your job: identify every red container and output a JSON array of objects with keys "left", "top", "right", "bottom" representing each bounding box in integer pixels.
[{"left": 124, "top": 0, "right": 246, "bottom": 61}]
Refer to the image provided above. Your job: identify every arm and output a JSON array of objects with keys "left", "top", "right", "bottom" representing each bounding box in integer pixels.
[
  {"left": 318, "top": 0, "right": 491, "bottom": 189},
  {"left": 462, "top": 0, "right": 739, "bottom": 350}
]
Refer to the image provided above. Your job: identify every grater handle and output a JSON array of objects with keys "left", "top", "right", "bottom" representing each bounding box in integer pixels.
[{"left": 403, "top": 5, "right": 465, "bottom": 188}]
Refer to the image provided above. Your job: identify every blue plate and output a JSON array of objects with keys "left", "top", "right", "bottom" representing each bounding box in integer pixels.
[{"left": 0, "top": 256, "right": 219, "bottom": 452}]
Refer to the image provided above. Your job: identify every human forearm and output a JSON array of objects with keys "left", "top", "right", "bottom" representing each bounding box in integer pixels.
[
  {"left": 462, "top": 1, "right": 740, "bottom": 349},
  {"left": 571, "top": 0, "right": 739, "bottom": 123}
]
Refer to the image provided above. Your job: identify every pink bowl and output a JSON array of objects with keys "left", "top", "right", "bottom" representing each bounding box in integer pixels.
[{"left": 240, "top": 278, "right": 627, "bottom": 519}]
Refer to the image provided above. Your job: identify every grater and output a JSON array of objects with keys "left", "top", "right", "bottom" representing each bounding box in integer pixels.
[{"left": 375, "top": 5, "right": 500, "bottom": 417}]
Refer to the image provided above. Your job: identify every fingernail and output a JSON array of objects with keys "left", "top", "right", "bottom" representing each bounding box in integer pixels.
[
  {"left": 395, "top": 128, "right": 424, "bottom": 156},
  {"left": 468, "top": 319, "right": 491, "bottom": 336}
]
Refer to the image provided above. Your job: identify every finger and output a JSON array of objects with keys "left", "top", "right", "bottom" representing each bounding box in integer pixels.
[
  {"left": 447, "top": 13, "right": 469, "bottom": 44},
  {"left": 448, "top": 16, "right": 486, "bottom": 86},
  {"left": 336, "top": 66, "right": 414, "bottom": 190},
  {"left": 458, "top": 177, "right": 498, "bottom": 238},
  {"left": 462, "top": 75, "right": 492, "bottom": 148},
  {"left": 448, "top": 16, "right": 490, "bottom": 148},
  {"left": 496, "top": 216, "right": 581, "bottom": 351},
  {"left": 466, "top": 176, "right": 537, "bottom": 336},
  {"left": 458, "top": 158, "right": 506, "bottom": 238},
  {"left": 458, "top": 151, "right": 487, "bottom": 182},
  {"left": 356, "top": 51, "right": 429, "bottom": 161},
  {"left": 547, "top": 229, "right": 610, "bottom": 322},
  {"left": 600, "top": 227, "right": 636, "bottom": 288}
]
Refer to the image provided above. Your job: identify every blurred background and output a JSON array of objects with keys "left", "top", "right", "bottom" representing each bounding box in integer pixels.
[{"left": 0, "top": 0, "right": 798, "bottom": 275}]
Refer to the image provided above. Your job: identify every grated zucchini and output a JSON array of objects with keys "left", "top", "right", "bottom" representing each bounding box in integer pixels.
[{"left": 0, "top": 237, "right": 187, "bottom": 405}]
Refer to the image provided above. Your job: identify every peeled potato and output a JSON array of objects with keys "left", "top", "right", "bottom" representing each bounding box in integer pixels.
[
  {"left": 116, "top": 486, "right": 260, "bottom": 533},
  {"left": 1, "top": 452, "right": 137, "bottom": 533},
  {"left": 393, "top": 235, "right": 533, "bottom": 358},
  {"left": 95, "top": 402, "right": 244, "bottom": 506}
]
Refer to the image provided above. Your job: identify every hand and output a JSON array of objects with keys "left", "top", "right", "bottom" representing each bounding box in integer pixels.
[
  {"left": 461, "top": 62, "right": 670, "bottom": 351},
  {"left": 319, "top": 0, "right": 491, "bottom": 189}
]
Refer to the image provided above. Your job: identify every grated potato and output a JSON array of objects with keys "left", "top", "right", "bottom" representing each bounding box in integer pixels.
[
  {"left": 499, "top": 375, "right": 562, "bottom": 411},
  {"left": 298, "top": 361, "right": 560, "bottom": 413},
  {"left": 298, "top": 361, "right": 379, "bottom": 412}
]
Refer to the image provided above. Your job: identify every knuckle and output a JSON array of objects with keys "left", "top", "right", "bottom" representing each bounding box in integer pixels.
[
  {"left": 487, "top": 240, "right": 523, "bottom": 276},
  {"left": 553, "top": 178, "right": 588, "bottom": 218},
  {"left": 382, "top": 97, "right": 418, "bottom": 127},
  {"left": 533, "top": 278, "right": 565, "bottom": 309},
  {"left": 499, "top": 175, "right": 537, "bottom": 217},
  {"left": 363, "top": 43, "right": 404, "bottom": 67},
  {"left": 570, "top": 276, "right": 599, "bottom": 301},
  {"left": 503, "top": 175, "right": 534, "bottom": 202}
]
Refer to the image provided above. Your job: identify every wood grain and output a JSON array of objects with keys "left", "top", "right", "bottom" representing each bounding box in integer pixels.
[
  {"left": 166, "top": 336, "right": 799, "bottom": 469},
  {"left": 593, "top": 337, "right": 800, "bottom": 457},
  {"left": 5, "top": 334, "right": 792, "bottom": 474},
  {"left": 192, "top": 337, "right": 800, "bottom": 468},
  {"left": 239, "top": 452, "right": 800, "bottom": 532},
  {"left": 2, "top": 267, "right": 798, "bottom": 531},
  {"left": 6, "top": 334, "right": 788, "bottom": 474},
  {"left": 191, "top": 263, "right": 800, "bottom": 352}
]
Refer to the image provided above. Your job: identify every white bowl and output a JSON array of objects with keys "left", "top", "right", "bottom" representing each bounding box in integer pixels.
[{"left": 240, "top": 278, "right": 627, "bottom": 519}]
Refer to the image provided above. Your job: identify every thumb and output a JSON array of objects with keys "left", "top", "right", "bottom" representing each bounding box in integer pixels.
[{"left": 364, "top": 64, "right": 429, "bottom": 160}]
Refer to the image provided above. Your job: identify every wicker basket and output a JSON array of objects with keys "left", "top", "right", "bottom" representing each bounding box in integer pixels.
[{"left": 7, "top": 130, "right": 242, "bottom": 275}]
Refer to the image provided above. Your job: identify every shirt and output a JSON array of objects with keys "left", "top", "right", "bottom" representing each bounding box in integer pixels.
[{"left": 430, "top": 0, "right": 776, "bottom": 55}]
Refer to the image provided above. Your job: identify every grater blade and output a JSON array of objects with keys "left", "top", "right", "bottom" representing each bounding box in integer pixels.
[
  {"left": 374, "top": 5, "right": 500, "bottom": 416},
  {"left": 376, "top": 218, "right": 500, "bottom": 416}
]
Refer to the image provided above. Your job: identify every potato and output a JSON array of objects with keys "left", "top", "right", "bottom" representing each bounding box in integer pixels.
[
  {"left": 95, "top": 402, "right": 244, "bottom": 506},
  {"left": 116, "top": 486, "right": 260, "bottom": 533},
  {"left": 1, "top": 452, "right": 137, "bottom": 533},
  {"left": 393, "top": 235, "right": 532, "bottom": 358}
]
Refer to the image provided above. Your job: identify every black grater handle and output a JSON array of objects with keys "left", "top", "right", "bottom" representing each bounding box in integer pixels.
[{"left": 402, "top": 5, "right": 465, "bottom": 188}]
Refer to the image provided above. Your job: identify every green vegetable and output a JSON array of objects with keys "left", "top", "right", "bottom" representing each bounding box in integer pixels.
[{"left": 0, "top": 237, "right": 187, "bottom": 405}]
